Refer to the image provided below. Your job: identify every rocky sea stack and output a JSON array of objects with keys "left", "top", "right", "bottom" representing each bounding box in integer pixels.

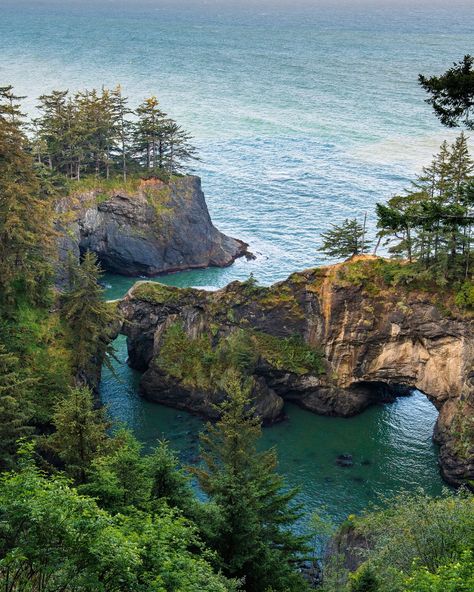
[
  {"left": 118, "top": 256, "right": 474, "bottom": 488},
  {"left": 56, "top": 175, "right": 248, "bottom": 283}
]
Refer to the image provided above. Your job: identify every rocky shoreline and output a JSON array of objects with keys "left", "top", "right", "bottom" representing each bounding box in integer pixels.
[
  {"left": 118, "top": 257, "right": 474, "bottom": 488},
  {"left": 55, "top": 175, "right": 249, "bottom": 285}
]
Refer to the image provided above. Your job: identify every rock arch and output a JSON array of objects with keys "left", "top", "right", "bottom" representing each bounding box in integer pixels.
[{"left": 119, "top": 259, "right": 474, "bottom": 487}]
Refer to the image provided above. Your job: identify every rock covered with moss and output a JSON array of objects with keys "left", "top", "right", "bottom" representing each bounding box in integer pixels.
[
  {"left": 56, "top": 175, "right": 248, "bottom": 283},
  {"left": 119, "top": 256, "right": 474, "bottom": 487}
]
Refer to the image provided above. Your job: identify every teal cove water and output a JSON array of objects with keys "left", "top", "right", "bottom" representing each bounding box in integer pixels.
[
  {"left": 100, "top": 273, "right": 445, "bottom": 524},
  {"left": 3, "top": 0, "right": 468, "bottom": 520}
]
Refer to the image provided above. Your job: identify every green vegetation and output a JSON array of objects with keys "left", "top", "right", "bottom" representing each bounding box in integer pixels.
[
  {"left": 132, "top": 281, "right": 196, "bottom": 305},
  {"left": 322, "top": 490, "right": 474, "bottom": 592},
  {"left": 34, "top": 86, "right": 196, "bottom": 180},
  {"left": 0, "top": 86, "right": 55, "bottom": 308},
  {"left": 61, "top": 252, "right": 119, "bottom": 375},
  {"left": 376, "top": 134, "right": 473, "bottom": 281},
  {"left": 319, "top": 218, "right": 371, "bottom": 259},
  {"left": 419, "top": 55, "right": 474, "bottom": 130},
  {"left": 192, "top": 372, "right": 311, "bottom": 592},
  {"left": 0, "top": 443, "right": 235, "bottom": 592},
  {"left": 156, "top": 322, "right": 324, "bottom": 392},
  {"left": 320, "top": 134, "right": 474, "bottom": 311},
  {"left": 1, "top": 62, "right": 474, "bottom": 591}
]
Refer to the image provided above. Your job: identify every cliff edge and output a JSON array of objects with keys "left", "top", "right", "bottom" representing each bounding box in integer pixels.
[
  {"left": 118, "top": 256, "right": 474, "bottom": 487},
  {"left": 56, "top": 175, "right": 248, "bottom": 283}
]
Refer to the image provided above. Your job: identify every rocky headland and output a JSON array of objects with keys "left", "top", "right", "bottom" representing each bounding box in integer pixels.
[
  {"left": 55, "top": 175, "right": 248, "bottom": 284},
  {"left": 118, "top": 256, "right": 474, "bottom": 487}
]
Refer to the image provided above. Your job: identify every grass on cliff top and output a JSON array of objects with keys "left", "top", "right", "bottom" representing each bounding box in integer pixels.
[
  {"left": 65, "top": 171, "right": 182, "bottom": 202},
  {"left": 156, "top": 322, "right": 325, "bottom": 392},
  {"left": 330, "top": 257, "right": 474, "bottom": 316},
  {"left": 131, "top": 282, "right": 198, "bottom": 306}
]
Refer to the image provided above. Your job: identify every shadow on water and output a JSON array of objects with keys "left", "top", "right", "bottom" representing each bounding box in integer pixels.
[{"left": 101, "top": 334, "right": 446, "bottom": 524}]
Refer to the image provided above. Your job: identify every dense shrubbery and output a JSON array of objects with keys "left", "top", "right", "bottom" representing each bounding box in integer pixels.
[
  {"left": 156, "top": 322, "right": 324, "bottom": 392},
  {"left": 321, "top": 490, "right": 474, "bottom": 592}
]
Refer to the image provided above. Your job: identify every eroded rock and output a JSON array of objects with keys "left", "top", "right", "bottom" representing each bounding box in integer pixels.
[
  {"left": 56, "top": 176, "right": 248, "bottom": 284},
  {"left": 118, "top": 256, "right": 474, "bottom": 487}
]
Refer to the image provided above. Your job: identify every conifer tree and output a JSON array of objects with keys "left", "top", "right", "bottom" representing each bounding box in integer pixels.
[
  {"left": 419, "top": 55, "right": 474, "bottom": 130},
  {"left": 147, "top": 440, "right": 194, "bottom": 511},
  {"left": 0, "top": 345, "right": 33, "bottom": 469},
  {"left": 164, "top": 120, "right": 197, "bottom": 173},
  {"left": 80, "top": 429, "right": 152, "bottom": 513},
  {"left": 319, "top": 218, "right": 370, "bottom": 260},
  {"left": 61, "top": 251, "right": 118, "bottom": 376},
  {"left": 193, "top": 371, "right": 310, "bottom": 592},
  {"left": 0, "top": 86, "right": 54, "bottom": 306},
  {"left": 47, "top": 386, "right": 109, "bottom": 483},
  {"left": 110, "top": 85, "right": 132, "bottom": 180},
  {"left": 134, "top": 96, "right": 168, "bottom": 172},
  {"left": 376, "top": 135, "right": 473, "bottom": 280}
]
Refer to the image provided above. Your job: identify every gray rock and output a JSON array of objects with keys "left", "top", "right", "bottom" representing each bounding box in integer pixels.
[{"left": 55, "top": 176, "right": 248, "bottom": 285}]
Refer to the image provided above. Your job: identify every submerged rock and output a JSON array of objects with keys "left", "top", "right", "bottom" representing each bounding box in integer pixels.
[
  {"left": 56, "top": 175, "right": 248, "bottom": 284},
  {"left": 118, "top": 256, "right": 474, "bottom": 487},
  {"left": 336, "top": 454, "right": 354, "bottom": 467}
]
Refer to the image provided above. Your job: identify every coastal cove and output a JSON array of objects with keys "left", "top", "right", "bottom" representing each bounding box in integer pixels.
[{"left": 101, "top": 270, "right": 446, "bottom": 524}]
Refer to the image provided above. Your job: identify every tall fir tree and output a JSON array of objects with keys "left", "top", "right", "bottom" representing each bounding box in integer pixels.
[
  {"left": 46, "top": 386, "right": 110, "bottom": 483},
  {"left": 0, "top": 86, "right": 55, "bottom": 306},
  {"left": 193, "top": 371, "right": 310, "bottom": 592},
  {"left": 0, "top": 345, "right": 34, "bottom": 470},
  {"left": 61, "top": 251, "right": 118, "bottom": 376}
]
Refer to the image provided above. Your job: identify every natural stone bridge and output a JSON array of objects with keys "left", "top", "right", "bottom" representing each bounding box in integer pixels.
[{"left": 118, "top": 257, "right": 474, "bottom": 488}]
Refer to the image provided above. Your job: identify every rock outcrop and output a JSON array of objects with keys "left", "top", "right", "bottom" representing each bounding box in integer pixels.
[
  {"left": 56, "top": 176, "right": 248, "bottom": 284},
  {"left": 118, "top": 256, "right": 474, "bottom": 487}
]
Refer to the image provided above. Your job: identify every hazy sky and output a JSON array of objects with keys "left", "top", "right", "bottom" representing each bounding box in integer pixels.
[{"left": 9, "top": 0, "right": 474, "bottom": 8}]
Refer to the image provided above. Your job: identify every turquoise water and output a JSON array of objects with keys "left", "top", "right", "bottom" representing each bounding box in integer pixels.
[
  {"left": 2, "top": 1, "right": 473, "bottom": 283},
  {"left": 4, "top": 0, "right": 468, "bottom": 520},
  {"left": 102, "top": 335, "right": 443, "bottom": 524},
  {"left": 100, "top": 272, "right": 445, "bottom": 523}
]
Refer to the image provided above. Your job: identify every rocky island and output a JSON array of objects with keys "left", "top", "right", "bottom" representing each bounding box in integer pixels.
[
  {"left": 56, "top": 175, "right": 248, "bottom": 283},
  {"left": 119, "top": 256, "right": 474, "bottom": 488}
]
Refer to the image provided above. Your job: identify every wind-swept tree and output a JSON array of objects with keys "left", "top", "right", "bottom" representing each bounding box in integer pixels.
[
  {"left": 419, "top": 55, "right": 474, "bottom": 130},
  {"left": 163, "top": 119, "right": 197, "bottom": 173}
]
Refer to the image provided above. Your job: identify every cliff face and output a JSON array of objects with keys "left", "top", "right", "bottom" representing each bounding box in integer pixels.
[
  {"left": 118, "top": 257, "right": 474, "bottom": 487},
  {"left": 56, "top": 176, "right": 248, "bottom": 284}
]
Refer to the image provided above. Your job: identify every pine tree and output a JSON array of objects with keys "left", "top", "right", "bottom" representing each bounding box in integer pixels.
[
  {"left": 61, "top": 251, "right": 118, "bottom": 376},
  {"left": 110, "top": 85, "right": 132, "bottom": 180},
  {"left": 134, "top": 96, "right": 168, "bottom": 172},
  {"left": 193, "top": 371, "right": 310, "bottom": 592},
  {"left": 47, "top": 386, "right": 109, "bottom": 483},
  {"left": 80, "top": 429, "right": 152, "bottom": 513},
  {"left": 419, "top": 55, "right": 474, "bottom": 130},
  {"left": 0, "top": 345, "right": 33, "bottom": 469},
  {"left": 163, "top": 120, "right": 197, "bottom": 173},
  {"left": 0, "top": 86, "right": 55, "bottom": 306},
  {"left": 376, "top": 135, "right": 474, "bottom": 280},
  {"left": 319, "top": 218, "right": 370, "bottom": 260},
  {"left": 147, "top": 440, "right": 194, "bottom": 511}
]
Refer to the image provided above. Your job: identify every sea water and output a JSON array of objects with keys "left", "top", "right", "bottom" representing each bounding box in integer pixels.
[{"left": 3, "top": 0, "right": 471, "bottom": 520}]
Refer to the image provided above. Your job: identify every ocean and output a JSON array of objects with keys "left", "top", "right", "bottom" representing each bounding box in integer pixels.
[{"left": 2, "top": 0, "right": 472, "bottom": 521}]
